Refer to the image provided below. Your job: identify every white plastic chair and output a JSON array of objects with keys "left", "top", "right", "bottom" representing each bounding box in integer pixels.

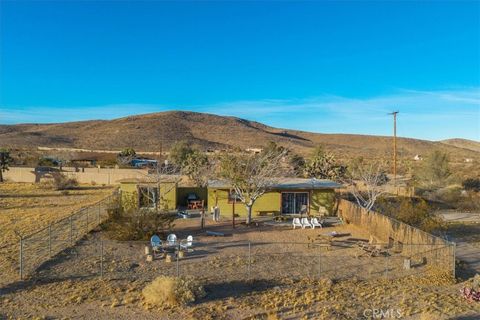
[
  {"left": 311, "top": 217, "right": 323, "bottom": 229},
  {"left": 167, "top": 234, "right": 177, "bottom": 246},
  {"left": 301, "top": 217, "right": 313, "bottom": 229},
  {"left": 180, "top": 235, "right": 193, "bottom": 251},
  {"left": 292, "top": 218, "right": 302, "bottom": 229}
]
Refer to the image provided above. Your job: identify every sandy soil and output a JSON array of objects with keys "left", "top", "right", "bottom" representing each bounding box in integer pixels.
[
  {"left": 0, "top": 183, "right": 114, "bottom": 285},
  {"left": 1, "top": 218, "right": 479, "bottom": 319}
]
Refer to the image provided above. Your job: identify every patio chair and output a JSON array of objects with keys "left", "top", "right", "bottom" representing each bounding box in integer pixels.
[
  {"left": 167, "top": 233, "right": 177, "bottom": 246},
  {"left": 301, "top": 217, "right": 313, "bottom": 229},
  {"left": 150, "top": 235, "right": 163, "bottom": 256},
  {"left": 292, "top": 218, "right": 302, "bottom": 229},
  {"left": 311, "top": 217, "right": 323, "bottom": 229},
  {"left": 180, "top": 235, "right": 193, "bottom": 251}
]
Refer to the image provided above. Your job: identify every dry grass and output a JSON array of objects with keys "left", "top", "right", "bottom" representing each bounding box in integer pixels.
[
  {"left": 2, "top": 269, "right": 478, "bottom": 319},
  {"left": 0, "top": 182, "right": 113, "bottom": 282},
  {"left": 142, "top": 276, "right": 205, "bottom": 308}
]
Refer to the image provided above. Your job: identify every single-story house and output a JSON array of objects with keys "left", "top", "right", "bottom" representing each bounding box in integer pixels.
[
  {"left": 207, "top": 178, "right": 342, "bottom": 217},
  {"left": 118, "top": 177, "right": 178, "bottom": 211},
  {"left": 119, "top": 177, "right": 342, "bottom": 217}
]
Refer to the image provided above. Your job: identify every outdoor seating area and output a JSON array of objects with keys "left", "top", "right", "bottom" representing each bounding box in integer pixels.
[
  {"left": 292, "top": 217, "right": 324, "bottom": 229},
  {"left": 147, "top": 233, "right": 194, "bottom": 261}
]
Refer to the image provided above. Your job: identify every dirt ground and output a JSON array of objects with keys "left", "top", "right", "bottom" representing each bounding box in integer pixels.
[
  {"left": 1, "top": 218, "right": 479, "bottom": 319},
  {"left": 0, "top": 182, "right": 114, "bottom": 285}
]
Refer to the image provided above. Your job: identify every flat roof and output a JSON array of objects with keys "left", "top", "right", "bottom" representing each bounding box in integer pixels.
[
  {"left": 208, "top": 178, "right": 343, "bottom": 190},
  {"left": 118, "top": 176, "right": 180, "bottom": 184}
]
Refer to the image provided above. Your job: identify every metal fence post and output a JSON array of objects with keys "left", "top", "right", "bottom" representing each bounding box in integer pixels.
[
  {"left": 100, "top": 241, "right": 104, "bottom": 278},
  {"left": 70, "top": 215, "right": 73, "bottom": 245},
  {"left": 384, "top": 252, "right": 389, "bottom": 280},
  {"left": 452, "top": 242, "right": 456, "bottom": 278},
  {"left": 19, "top": 236, "right": 24, "bottom": 280},
  {"left": 48, "top": 224, "right": 52, "bottom": 257},
  {"left": 176, "top": 244, "right": 180, "bottom": 277},
  {"left": 248, "top": 241, "right": 251, "bottom": 279},
  {"left": 86, "top": 209, "right": 89, "bottom": 232},
  {"left": 318, "top": 249, "right": 321, "bottom": 278}
]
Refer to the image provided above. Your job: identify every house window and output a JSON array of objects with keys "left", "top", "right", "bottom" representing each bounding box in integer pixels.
[
  {"left": 138, "top": 186, "right": 159, "bottom": 209},
  {"left": 227, "top": 190, "right": 242, "bottom": 203},
  {"left": 281, "top": 192, "right": 309, "bottom": 214}
]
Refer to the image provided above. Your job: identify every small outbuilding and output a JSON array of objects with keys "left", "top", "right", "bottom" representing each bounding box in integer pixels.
[{"left": 118, "top": 177, "right": 178, "bottom": 211}]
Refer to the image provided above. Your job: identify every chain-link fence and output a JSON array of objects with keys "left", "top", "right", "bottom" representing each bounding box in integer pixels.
[
  {"left": 19, "top": 192, "right": 119, "bottom": 279},
  {"left": 28, "top": 239, "right": 454, "bottom": 284}
]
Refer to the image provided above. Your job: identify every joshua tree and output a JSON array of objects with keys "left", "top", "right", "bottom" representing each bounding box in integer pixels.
[
  {"left": 0, "top": 149, "right": 13, "bottom": 183},
  {"left": 169, "top": 141, "right": 195, "bottom": 167},
  {"left": 219, "top": 148, "right": 288, "bottom": 224},
  {"left": 304, "top": 146, "right": 346, "bottom": 181},
  {"left": 117, "top": 148, "right": 137, "bottom": 166}
]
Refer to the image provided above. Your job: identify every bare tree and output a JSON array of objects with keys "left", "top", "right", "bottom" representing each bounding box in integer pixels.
[
  {"left": 137, "top": 163, "right": 182, "bottom": 211},
  {"left": 344, "top": 159, "right": 389, "bottom": 212},
  {"left": 220, "top": 148, "right": 289, "bottom": 224}
]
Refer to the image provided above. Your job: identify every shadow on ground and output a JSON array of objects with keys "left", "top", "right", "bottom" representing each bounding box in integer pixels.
[{"left": 200, "top": 279, "right": 279, "bottom": 302}]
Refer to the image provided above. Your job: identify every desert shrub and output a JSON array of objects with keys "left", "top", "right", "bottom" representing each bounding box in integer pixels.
[
  {"left": 52, "top": 173, "right": 78, "bottom": 190},
  {"left": 463, "top": 178, "right": 480, "bottom": 192},
  {"left": 103, "top": 192, "right": 175, "bottom": 240},
  {"left": 456, "top": 191, "right": 480, "bottom": 212},
  {"left": 413, "top": 150, "right": 451, "bottom": 189},
  {"left": 142, "top": 276, "right": 205, "bottom": 308},
  {"left": 103, "top": 209, "right": 176, "bottom": 240},
  {"left": 375, "top": 197, "right": 445, "bottom": 233},
  {"left": 40, "top": 173, "right": 78, "bottom": 190},
  {"left": 435, "top": 186, "right": 463, "bottom": 204}
]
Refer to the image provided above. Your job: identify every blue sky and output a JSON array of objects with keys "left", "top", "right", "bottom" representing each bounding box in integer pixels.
[{"left": 0, "top": 1, "right": 479, "bottom": 141}]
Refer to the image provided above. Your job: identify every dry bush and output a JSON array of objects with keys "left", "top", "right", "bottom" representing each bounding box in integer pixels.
[
  {"left": 420, "top": 312, "right": 445, "bottom": 320},
  {"left": 102, "top": 191, "right": 175, "bottom": 240},
  {"left": 463, "top": 178, "right": 480, "bottom": 192},
  {"left": 375, "top": 197, "right": 445, "bottom": 233},
  {"left": 41, "top": 173, "right": 78, "bottom": 190},
  {"left": 142, "top": 276, "right": 205, "bottom": 308},
  {"left": 456, "top": 191, "right": 480, "bottom": 212}
]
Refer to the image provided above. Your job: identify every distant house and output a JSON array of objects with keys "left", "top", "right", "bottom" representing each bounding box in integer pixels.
[
  {"left": 464, "top": 158, "right": 474, "bottom": 163},
  {"left": 130, "top": 158, "right": 158, "bottom": 168},
  {"left": 413, "top": 154, "right": 422, "bottom": 161},
  {"left": 246, "top": 148, "right": 263, "bottom": 154},
  {"left": 70, "top": 158, "right": 97, "bottom": 170}
]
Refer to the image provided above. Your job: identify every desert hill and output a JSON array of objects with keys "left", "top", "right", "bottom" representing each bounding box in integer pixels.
[
  {"left": 440, "top": 138, "right": 480, "bottom": 153},
  {"left": 1, "top": 111, "right": 478, "bottom": 161}
]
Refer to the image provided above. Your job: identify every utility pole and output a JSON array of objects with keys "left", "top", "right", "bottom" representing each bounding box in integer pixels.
[{"left": 389, "top": 111, "right": 399, "bottom": 186}]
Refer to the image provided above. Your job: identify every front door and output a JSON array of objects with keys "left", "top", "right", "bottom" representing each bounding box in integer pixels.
[{"left": 281, "top": 192, "right": 309, "bottom": 214}]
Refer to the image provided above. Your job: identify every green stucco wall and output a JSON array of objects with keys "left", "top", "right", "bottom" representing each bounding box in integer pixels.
[
  {"left": 207, "top": 188, "right": 336, "bottom": 217},
  {"left": 119, "top": 182, "right": 177, "bottom": 211}
]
